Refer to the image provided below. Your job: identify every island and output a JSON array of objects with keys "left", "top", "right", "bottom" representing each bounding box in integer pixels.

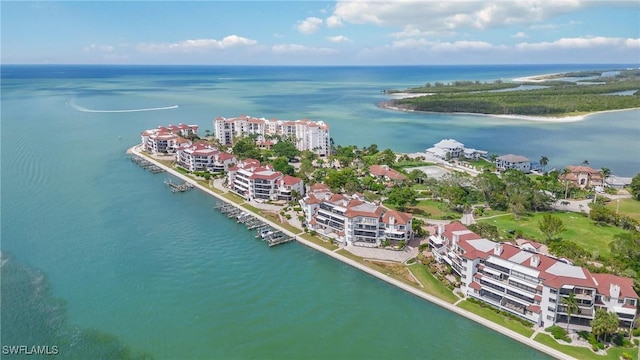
[{"left": 382, "top": 69, "right": 640, "bottom": 119}]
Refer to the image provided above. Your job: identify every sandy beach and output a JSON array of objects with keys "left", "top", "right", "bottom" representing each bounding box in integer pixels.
[
  {"left": 129, "top": 145, "right": 575, "bottom": 360},
  {"left": 511, "top": 73, "right": 563, "bottom": 82}
]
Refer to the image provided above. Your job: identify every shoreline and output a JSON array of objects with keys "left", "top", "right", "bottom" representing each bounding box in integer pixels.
[
  {"left": 379, "top": 100, "right": 640, "bottom": 123},
  {"left": 128, "top": 145, "right": 574, "bottom": 360}
]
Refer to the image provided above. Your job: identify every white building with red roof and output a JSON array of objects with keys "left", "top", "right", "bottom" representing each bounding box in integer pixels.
[
  {"left": 369, "top": 165, "right": 407, "bottom": 182},
  {"left": 140, "top": 123, "right": 198, "bottom": 154},
  {"left": 227, "top": 159, "right": 304, "bottom": 201},
  {"left": 560, "top": 165, "right": 604, "bottom": 189},
  {"left": 429, "top": 222, "right": 638, "bottom": 331},
  {"left": 300, "top": 187, "right": 412, "bottom": 246},
  {"left": 213, "top": 115, "right": 330, "bottom": 156},
  {"left": 175, "top": 142, "right": 237, "bottom": 173}
]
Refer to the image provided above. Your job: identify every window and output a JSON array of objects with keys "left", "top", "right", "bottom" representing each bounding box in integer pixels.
[{"left": 547, "top": 315, "right": 554, "bottom": 320}]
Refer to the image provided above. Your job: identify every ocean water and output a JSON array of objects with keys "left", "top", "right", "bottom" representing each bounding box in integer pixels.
[{"left": 1, "top": 64, "right": 638, "bottom": 359}]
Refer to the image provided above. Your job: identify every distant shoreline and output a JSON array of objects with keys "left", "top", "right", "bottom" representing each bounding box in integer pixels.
[{"left": 380, "top": 98, "right": 640, "bottom": 123}]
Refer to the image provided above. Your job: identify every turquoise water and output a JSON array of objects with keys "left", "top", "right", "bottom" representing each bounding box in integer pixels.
[{"left": 2, "top": 64, "right": 637, "bottom": 359}]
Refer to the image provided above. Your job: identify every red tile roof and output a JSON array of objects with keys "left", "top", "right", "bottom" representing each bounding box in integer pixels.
[
  {"left": 381, "top": 210, "right": 412, "bottom": 225},
  {"left": 592, "top": 273, "right": 639, "bottom": 299}
]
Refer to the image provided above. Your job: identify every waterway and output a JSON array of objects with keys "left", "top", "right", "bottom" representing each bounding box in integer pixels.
[{"left": 3, "top": 64, "right": 637, "bottom": 358}]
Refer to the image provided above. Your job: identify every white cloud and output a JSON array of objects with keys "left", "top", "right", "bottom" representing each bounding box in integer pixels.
[
  {"left": 272, "top": 44, "right": 337, "bottom": 55},
  {"left": 327, "top": 35, "right": 351, "bottom": 43},
  {"left": 511, "top": 32, "right": 528, "bottom": 38},
  {"left": 296, "top": 17, "right": 323, "bottom": 34},
  {"left": 325, "top": 15, "right": 343, "bottom": 28},
  {"left": 515, "top": 36, "right": 639, "bottom": 51},
  {"left": 137, "top": 35, "right": 257, "bottom": 53},
  {"left": 330, "top": 0, "right": 585, "bottom": 34},
  {"left": 84, "top": 44, "right": 115, "bottom": 53}
]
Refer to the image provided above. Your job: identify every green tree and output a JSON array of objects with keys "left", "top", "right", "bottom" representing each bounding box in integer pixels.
[
  {"left": 600, "top": 167, "right": 611, "bottom": 180},
  {"left": 408, "top": 169, "right": 427, "bottom": 184},
  {"left": 272, "top": 140, "right": 300, "bottom": 161},
  {"left": 232, "top": 137, "right": 261, "bottom": 160},
  {"left": 387, "top": 186, "right": 418, "bottom": 211},
  {"left": 630, "top": 173, "right": 640, "bottom": 200},
  {"left": 538, "top": 214, "right": 566, "bottom": 242},
  {"left": 561, "top": 292, "right": 579, "bottom": 332},
  {"left": 325, "top": 168, "right": 359, "bottom": 192},
  {"left": 412, "top": 218, "right": 427, "bottom": 238},
  {"left": 376, "top": 148, "right": 396, "bottom": 167},
  {"left": 561, "top": 168, "right": 572, "bottom": 199},
  {"left": 272, "top": 157, "right": 295, "bottom": 176},
  {"left": 539, "top": 156, "right": 549, "bottom": 172},
  {"left": 610, "top": 231, "right": 640, "bottom": 273},
  {"left": 591, "top": 309, "right": 620, "bottom": 343}
]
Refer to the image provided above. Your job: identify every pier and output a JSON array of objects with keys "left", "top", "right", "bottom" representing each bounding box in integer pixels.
[
  {"left": 130, "top": 154, "right": 165, "bottom": 173},
  {"left": 164, "top": 179, "right": 194, "bottom": 193},
  {"left": 213, "top": 202, "right": 293, "bottom": 247}
]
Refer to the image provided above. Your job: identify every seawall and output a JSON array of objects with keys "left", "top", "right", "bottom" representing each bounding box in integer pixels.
[{"left": 128, "top": 145, "right": 575, "bottom": 360}]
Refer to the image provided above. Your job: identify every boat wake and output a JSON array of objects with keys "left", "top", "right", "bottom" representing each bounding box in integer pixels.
[{"left": 67, "top": 100, "right": 178, "bottom": 113}]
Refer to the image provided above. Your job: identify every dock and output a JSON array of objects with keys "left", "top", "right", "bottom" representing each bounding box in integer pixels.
[
  {"left": 130, "top": 154, "right": 165, "bottom": 173},
  {"left": 213, "top": 202, "right": 293, "bottom": 247},
  {"left": 164, "top": 179, "right": 194, "bottom": 193}
]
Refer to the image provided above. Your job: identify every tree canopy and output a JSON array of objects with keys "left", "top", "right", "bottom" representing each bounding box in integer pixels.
[{"left": 538, "top": 214, "right": 566, "bottom": 242}]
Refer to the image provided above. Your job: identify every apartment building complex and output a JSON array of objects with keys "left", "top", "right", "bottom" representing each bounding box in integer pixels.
[
  {"left": 175, "top": 142, "right": 237, "bottom": 173},
  {"left": 140, "top": 124, "right": 198, "bottom": 154},
  {"left": 213, "top": 115, "right": 330, "bottom": 156},
  {"left": 227, "top": 159, "right": 304, "bottom": 202},
  {"left": 300, "top": 184, "right": 413, "bottom": 246},
  {"left": 429, "top": 222, "right": 638, "bottom": 331}
]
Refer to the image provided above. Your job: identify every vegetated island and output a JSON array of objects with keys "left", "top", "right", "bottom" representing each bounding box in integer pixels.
[{"left": 381, "top": 68, "right": 640, "bottom": 120}]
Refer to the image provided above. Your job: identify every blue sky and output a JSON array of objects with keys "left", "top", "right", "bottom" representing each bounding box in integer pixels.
[{"left": 2, "top": 1, "right": 639, "bottom": 65}]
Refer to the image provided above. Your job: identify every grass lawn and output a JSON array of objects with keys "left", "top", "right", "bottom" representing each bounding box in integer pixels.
[
  {"left": 407, "top": 264, "right": 459, "bottom": 303},
  {"left": 395, "top": 160, "right": 435, "bottom": 168},
  {"left": 477, "top": 212, "right": 628, "bottom": 258},
  {"left": 476, "top": 209, "right": 511, "bottom": 218},
  {"left": 335, "top": 249, "right": 418, "bottom": 287},
  {"left": 386, "top": 199, "right": 459, "bottom": 220},
  {"left": 462, "top": 159, "right": 496, "bottom": 171},
  {"left": 534, "top": 333, "right": 638, "bottom": 360},
  {"left": 457, "top": 300, "right": 535, "bottom": 338},
  {"left": 222, "top": 192, "right": 246, "bottom": 204},
  {"left": 606, "top": 198, "right": 640, "bottom": 222},
  {"left": 298, "top": 233, "right": 339, "bottom": 250}
]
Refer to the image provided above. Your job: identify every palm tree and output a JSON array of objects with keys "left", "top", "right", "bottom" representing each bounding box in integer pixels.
[
  {"left": 561, "top": 292, "right": 579, "bottom": 332},
  {"left": 561, "top": 167, "right": 571, "bottom": 199},
  {"left": 582, "top": 160, "right": 590, "bottom": 166},
  {"left": 539, "top": 156, "right": 549, "bottom": 172},
  {"left": 601, "top": 167, "right": 611, "bottom": 181}
]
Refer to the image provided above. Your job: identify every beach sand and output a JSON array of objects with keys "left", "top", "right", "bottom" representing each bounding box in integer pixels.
[{"left": 129, "top": 144, "right": 576, "bottom": 360}]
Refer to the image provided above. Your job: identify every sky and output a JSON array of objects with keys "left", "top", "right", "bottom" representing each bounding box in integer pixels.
[{"left": 1, "top": 1, "right": 639, "bottom": 65}]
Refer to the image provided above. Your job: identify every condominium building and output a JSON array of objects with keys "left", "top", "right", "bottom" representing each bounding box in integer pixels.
[
  {"left": 175, "top": 142, "right": 237, "bottom": 172},
  {"left": 300, "top": 185, "right": 413, "bottom": 246},
  {"left": 213, "top": 115, "right": 330, "bottom": 156},
  {"left": 227, "top": 159, "right": 304, "bottom": 201},
  {"left": 140, "top": 124, "right": 198, "bottom": 154},
  {"left": 429, "top": 222, "right": 638, "bottom": 331}
]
